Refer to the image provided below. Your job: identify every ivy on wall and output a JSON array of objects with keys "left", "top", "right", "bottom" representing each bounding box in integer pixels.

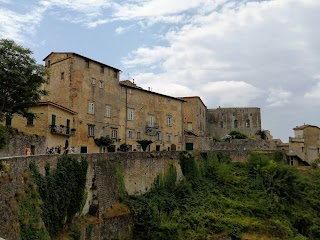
[{"left": 29, "top": 155, "right": 88, "bottom": 237}]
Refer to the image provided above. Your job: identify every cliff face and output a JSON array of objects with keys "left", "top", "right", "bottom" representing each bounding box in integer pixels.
[{"left": 0, "top": 150, "right": 256, "bottom": 239}]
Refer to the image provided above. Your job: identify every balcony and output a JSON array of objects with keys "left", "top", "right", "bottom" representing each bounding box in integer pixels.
[
  {"left": 146, "top": 122, "right": 160, "bottom": 136},
  {"left": 289, "top": 137, "right": 304, "bottom": 143},
  {"left": 50, "top": 125, "right": 75, "bottom": 137}
]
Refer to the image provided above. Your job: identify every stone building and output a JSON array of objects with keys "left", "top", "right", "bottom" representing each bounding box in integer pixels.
[
  {"left": 119, "top": 81, "right": 184, "bottom": 151},
  {"left": 206, "top": 107, "right": 261, "bottom": 140},
  {"left": 40, "top": 52, "right": 184, "bottom": 153},
  {"left": 3, "top": 101, "right": 76, "bottom": 154},
  {"left": 288, "top": 124, "right": 320, "bottom": 165},
  {"left": 180, "top": 96, "right": 209, "bottom": 150}
]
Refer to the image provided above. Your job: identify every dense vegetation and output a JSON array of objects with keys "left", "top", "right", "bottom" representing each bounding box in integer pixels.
[
  {"left": 19, "top": 155, "right": 88, "bottom": 239},
  {"left": 125, "top": 151, "right": 320, "bottom": 240}
]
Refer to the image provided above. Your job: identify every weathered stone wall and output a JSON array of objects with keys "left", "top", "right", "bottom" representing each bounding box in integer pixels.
[
  {"left": 0, "top": 150, "right": 266, "bottom": 240},
  {"left": 210, "top": 139, "right": 273, "bottom": 151},
  {"left": 0, "top": 131, "right": 46, "bottom": 157},
  {"left": 207, "top": 107, "right": 261, "bottom": 140}
]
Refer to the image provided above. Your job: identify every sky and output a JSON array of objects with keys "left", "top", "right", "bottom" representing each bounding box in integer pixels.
[{"left": 1, "top": 0, "right": 320, "bottom": 142}]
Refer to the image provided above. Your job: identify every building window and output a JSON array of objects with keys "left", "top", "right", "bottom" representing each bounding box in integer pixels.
[
  {"left": 114, "top": 70, "right": 118, "bottom": 78},
  {"left": 66, "top": 119, "right": 70, "bottom": 134},
  {"left": 220, "top": 121, "right": 223, "bottom": 128},
  {"left": 88, "top": 125, "right": 95, "bottom": 137},
  {"left": 148, "top": 116, "right": 154, "bottom": 127},
  {"left": 61, "top": 72, "right": 64, "bottom": 80},
  {"left": 156, "top": 132, "right": 161, "bottom": 141},
  {"left": 166, "top": 115, "right": 172, "bottom": 126},
  {"left": 88, "top": 103, "right": 94, "bottom": 114},
  {"left": 100, "top": 65, "right": 104, "bottom": 74},
  {"left": 27, "top": 115, "right": 34, "bottom": 126},
  {"left": 234, "top": 120, "right": 238, "bottom": 128},
  {"left": 128, "top": 109, "right": 134, "bottom": 121},
  {"left": 245, "top": 120, "right": 250, "bottom": 128},
  {"left": 112, "top": 129, "right": 117, "bottom": 139},
  {"left": 51, "top": 114, "right": 56, "bottom": 125},
  {"left": 137, "top": 131, "right": 141, "bottom": 139},
  {"left": 91, "top": 78, "right": 96, "bottom": 85},
  {"left": 128, "top": 130, "right": 134, "bottom": 139},
  {"left": 85, "top": 60, "right": 89, "bottom": 68},
  {"left": 47, "top": 60, "right": 51, "bottom": 67},
  {"left": 167, "top": 134, "right": 172, "bottom": 142},
  {"left": 105, "top": 105, "right": 111, "bottom": 117},
  {"left": 99, "top": 80, "right": 104, "bottom": 88},
  {"left": 121, "top": 87, "right": 126, "bottom": 92}
]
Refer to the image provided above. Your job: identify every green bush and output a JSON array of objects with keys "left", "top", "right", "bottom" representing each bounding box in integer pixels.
[{"left": 229, "top": 130, "right": 248, "bottom": 139}]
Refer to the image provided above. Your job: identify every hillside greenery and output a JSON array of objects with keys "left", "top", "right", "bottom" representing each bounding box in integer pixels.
[
  {"left": 18, "top": 155, "right": 88, "bottom": 239},
  {"left": 124, "top": 151, "right": 320, "bottom": 240}
]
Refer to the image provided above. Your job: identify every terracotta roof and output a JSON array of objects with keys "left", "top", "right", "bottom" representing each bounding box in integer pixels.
[
  {"left": 119, "top": 80, "right": 185, "bottom": 102},
  {"left": 119, "top": 80, "right": 143, "bottom": 89},
  {"left": 179, "top": 96, "right": 207, "bottom": 108},
  {"left": 43, "top": 52, "right": 121, "bottom": 72},
  {"left": 293, "top": 124, "right": 320, "bottom": 130},
  {"left": 37, "top": 101, "right": 77, "bottom": 115}
]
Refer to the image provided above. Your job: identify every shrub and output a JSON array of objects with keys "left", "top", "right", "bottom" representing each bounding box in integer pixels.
[{"left": 229, "top": 130, "right": 248, "bottom": 139}]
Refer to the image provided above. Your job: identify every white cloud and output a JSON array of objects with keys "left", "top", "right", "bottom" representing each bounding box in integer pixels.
[
  {"left": 305, "top": 82, "right": 320, "bottom": 101},
  {"left": 200, "top": 81, "right": 260, "bottom": 107},
  {"left": 0, "top": 4, "right": 48, "bottom": 43},
  {"left": 266, "top": 89, "right": 292, "bottom": 107}
]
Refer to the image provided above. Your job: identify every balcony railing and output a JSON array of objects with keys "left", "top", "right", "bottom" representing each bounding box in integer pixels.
[
  {"left": 50, "top": 125, "right": 75, "bottom": 137},
  {"left": 146, "top": 122, "right": 160, "bottom": 136},
  {"left": 289, "top": 137, "right": 304, "bottom": 143}
]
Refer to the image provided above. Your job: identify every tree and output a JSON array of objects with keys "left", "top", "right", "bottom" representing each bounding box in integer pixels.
[
  {"left": 0, "top": 39, "right": 47, "bottom": 121},
  {"left": 137, "top": 140, "right": 153, "bottom": 152}
]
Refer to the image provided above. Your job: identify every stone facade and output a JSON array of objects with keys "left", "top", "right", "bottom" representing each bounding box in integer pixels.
[
  {"left": 37, "top": 52, "right": 187, "bottom": 153},
  {"left": 180, "top": 96, "right": 208, "bottom": 150},
  {"left": 288, "top": 125, "right": 320, "bottom": 165},
  {"left": 207, "top": 107, "right": 261, "bottom": 140},
  {"left": 4, "top": 102, "right": 77, "bottom": 153},
  {"left": 119, "top": 82, "right": 184, "bottom": 152}
]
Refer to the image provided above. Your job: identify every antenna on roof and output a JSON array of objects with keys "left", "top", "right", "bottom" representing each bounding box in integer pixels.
[{"left": 133, "top": 78, "right": 135, "bottom": 84}]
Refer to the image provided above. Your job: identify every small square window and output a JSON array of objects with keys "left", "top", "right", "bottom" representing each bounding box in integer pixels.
[
  {"left": 137, "top": 131, "right": 141, "bottom": 139},
  {"left": 100, "top": 65, "right": 104, "bottom": 74},
  {"left": 85, "top": 60, "right": 89, "bottom": 68},
  {"left": 128, "top": 130, "right": 134, "bottom": 139},
  {"left": 61, "top": 72, "right": 64, "bottom": 80},
  {"left": 91, "top": 78, "right": 96, "bottom": 84}
]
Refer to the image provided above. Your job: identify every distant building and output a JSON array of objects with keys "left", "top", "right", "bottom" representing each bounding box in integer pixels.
[
  {"left": 206, "top": 107, "right": 261, "bottom": 140},
  {"left": 288, "top": 124, "right": 320, "bottom": 165}
]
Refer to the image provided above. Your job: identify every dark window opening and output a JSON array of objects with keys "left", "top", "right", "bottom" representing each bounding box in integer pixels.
[
  {"left": 85, "top": 60, "right": 89, "bottom": 68},
  {"left": 27, "top": 115, "right": 34, "bottom": 126}
]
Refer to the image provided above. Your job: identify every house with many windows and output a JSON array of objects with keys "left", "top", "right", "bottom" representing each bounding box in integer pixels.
[
  {"left": 288, "top": 125, "right": 320, "bottom": 165},
  {"left": 4, "top": 52, "right": 266, "bottom": 154}
]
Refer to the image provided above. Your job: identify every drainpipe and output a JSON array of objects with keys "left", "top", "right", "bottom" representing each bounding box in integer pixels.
[{"left": 125, "top": 87, "right": 128, "bottom": 144}]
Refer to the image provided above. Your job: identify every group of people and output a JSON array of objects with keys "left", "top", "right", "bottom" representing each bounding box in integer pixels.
[{"left": 46, "top": 146, "right": 75, "bottom": 155}]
